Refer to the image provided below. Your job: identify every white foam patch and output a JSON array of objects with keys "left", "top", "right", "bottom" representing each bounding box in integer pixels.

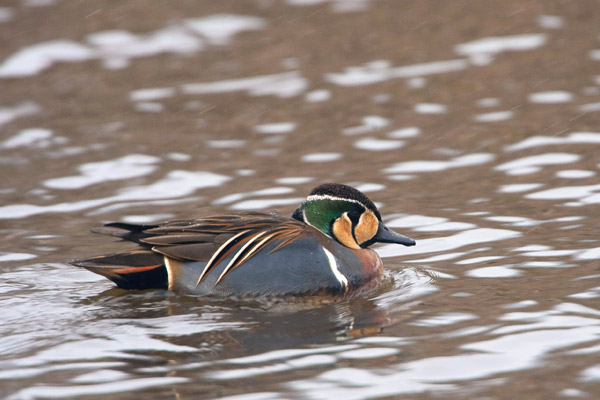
[
  {"left": 324, "top": 59, "right": 468, "bottom": 86},
  {"left": 77, "top": 32, "right": 149, "bottom": 65},
  {"left": 0, "top": 40, "right": 94, "bottom": 78},
  {"left": 205, "top": 140, "right": 246, "bottom": 148},
  {"left": 374, "top": 94, "right": 393, "bottom": 103},
  {"left": 504, "top": 167, "right": 540, "bottom": 175},
  {"left": 134, "top": 102, "right": 163, "bottom": 113},
  {"left": 121, "top": 214, "right": 174, "bottom": 224},
  {"left": 504, "top": 300, "right": 538, "bottom": 309},
  {"left": 0, "top": 253, "right": 37, "bottom": 262},
  {"left": 578, "top": 102, "right": 600, "bottom": 113},
  {"left": 339, "top": 347, "right": 399, "bottom": 359},
  {"left": 499, "top": 183, "right": 544, "bottom": 193},
  {"left": 1, "top": 128, "right": 53, "bottom": 149},
  {"left": 580, "top": 365, "right": 600, "bottom": 382},
  {"left": 520, "top": 261, "right": 571, "bottom": 268},
  {"left": 44, "top": 155, "right": 159, "bottom": 190},
  {"left": 165, "top": 152, "right": 191, "bottom": 161},
  {"left": 129, "top": 87, "right": 175, "bottom": 102},
  {"left": 385, "top": 153, "right": 495, "bottom": 174},
  {"left": 589, "top": 50, "right": 600, "bottom": 61},
  {"left": 301, "top": 153, "right": 342, "bottom": 162},
  {"left": 0, "top": 14, "right": 266, "bottom": 78},
  {"left": 387, "top": 175, "right": 415, "bottom": 181},
  {"left": 182, "top": 71, "right": 307, "bottom": 98},
  {"left": 352, "top": 183, "right": 386, "bottom": 193},
  {"left": 556, "top": 170, "right": 595, "bottom": 179},
  {"left": 0, "top": 102, "right": 41, "bottom": 128},
  {"left": 353, "top": 138, "right": 404, "bottom": 151},
  {"left": 528, "top": 90, "right": 573, "bottom": 103},
  {"left": 495, "top": 153, "right": 580, "bottom": 175},
  {"left": 455, "top": 34, "right": 547, "bottom": 65},
  {"left": 377, "top": 228, "right": 521, "bottom": 258},
  {"left": 414, "top": 103, "right": 447, "bottom": 114},
  {"left": 506, "top": 132, "right": 600, "bottom": 151},
  {"left": 475, "top": 97, "right": 500, "bottom": 107},
  {"left": 0, "top": 7, "right": 14, "bottom": 23},
  {"left": 553, "top": 216, "right": 585, "bottom": 222},
  {"left": 387, "top": 127, "right": 421, "bottom": 138},
  {"left": 275, "top": 177, "right": 313, "bottom": 185},
  {"left": 286, "top": 0, "right": 328, "bottom": 5},
  {"left": 474, "top": 111, "right": 514, "bottom": 122},
  {"left": 236, "top": 169, "right": 255, "bottom": 176},
  {"left": 466, "top": 266, "right": 522, "bottom": 278},
  {"left": 184, "top": 14, "right": 265, "bottom": 45},
  {"left": 372, "top": 94, "right": 391, "bottom": 103},
  {"left": 23, "top": 0, "right": 57, "bottom": 6},
  {"left": 575, "top": 247, "right": 600, "bottom": 260},
  {"left": 331, "top": 0, "right": 374, "bottom": 12},
  {"left": 569, "top": 289, "right": 600, "bottom": 300},
  {"left": 537, "top": 15, "right": 565, "bottom": 29},
  {"left": 342, "top": 115, "right": 390, "bottom": 135},
  {"left": 485, "top": 215, "right": 539, "bottom": 227},
  {"left": 304, "top": 89, "right": 331, "bottom": 102},
  {"left": 254, "top": 122, "right": 296, "bottom": 134},
  {"left": 407, "top": 77, "right": 426, "bottom": 88},
  {"left": 287, "top": 0, "right": 374, "bottom": 12}
]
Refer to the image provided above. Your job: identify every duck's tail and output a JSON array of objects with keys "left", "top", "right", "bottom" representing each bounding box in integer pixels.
[{"left": 71, "top": 250, "right": 168, "bottom": 290}]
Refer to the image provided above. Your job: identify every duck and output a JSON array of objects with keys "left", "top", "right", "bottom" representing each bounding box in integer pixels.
[{"left": 72, "top": 183, "right": 415, "bottom": 297}]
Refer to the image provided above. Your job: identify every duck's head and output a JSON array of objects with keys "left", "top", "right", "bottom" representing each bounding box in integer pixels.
[{"left": 292, "top": 183, "right": 416, "bottom": 249}]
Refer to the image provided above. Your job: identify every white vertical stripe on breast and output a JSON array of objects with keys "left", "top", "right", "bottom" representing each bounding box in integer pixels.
[
  {"left": 164, "top": 257, "right": 174, "bottom": 291},
  {"left": 322, "top": 247, "right": 349, "bottom": 293}
]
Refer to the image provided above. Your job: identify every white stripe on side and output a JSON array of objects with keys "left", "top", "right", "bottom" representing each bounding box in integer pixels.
[
  {"left": 195, "top": 230, "right": 249, "bottom": 287},
  {"left": 164, "top": 257, "right": 174, "bottom": 291},
  {"left": 321, "top": 247, "right": 349, "bottom": 293},
  {"left": 215, "top": 230, "right": 269, "bottom": 285}
]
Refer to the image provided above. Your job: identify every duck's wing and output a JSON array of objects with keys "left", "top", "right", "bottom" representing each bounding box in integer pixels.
[
  {"left": 142, "top": 213, "right": 308, "bottom": 285},
  {"left": 71, "top": 213, "right": 308, "bottom": 289}
]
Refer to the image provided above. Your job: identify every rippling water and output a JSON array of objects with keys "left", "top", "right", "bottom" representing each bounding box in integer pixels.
[{"left": 1, "top": 1, "right": 600, "bottom": 399}]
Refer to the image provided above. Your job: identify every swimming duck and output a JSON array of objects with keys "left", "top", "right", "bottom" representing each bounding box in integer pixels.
[{"left": 72, "top": 183, "right": 415, "bottom": 297}]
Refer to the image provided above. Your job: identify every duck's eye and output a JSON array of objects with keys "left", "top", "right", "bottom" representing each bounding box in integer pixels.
[{"left": 347, "top": 211, "right": 361, "bottom": 225}]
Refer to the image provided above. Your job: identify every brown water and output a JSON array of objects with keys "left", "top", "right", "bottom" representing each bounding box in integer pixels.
[{"left": 1, "top": 1, "right": 600, "bottom": 399}]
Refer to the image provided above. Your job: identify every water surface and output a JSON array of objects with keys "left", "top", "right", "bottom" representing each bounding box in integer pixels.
[{"left": 1, "top": 1, "right": 600, "bottom": 399}]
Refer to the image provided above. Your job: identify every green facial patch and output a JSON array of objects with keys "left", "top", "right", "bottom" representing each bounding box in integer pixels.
[{"left": 303, "top": 199, "right": 365, "bottom": 236}]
